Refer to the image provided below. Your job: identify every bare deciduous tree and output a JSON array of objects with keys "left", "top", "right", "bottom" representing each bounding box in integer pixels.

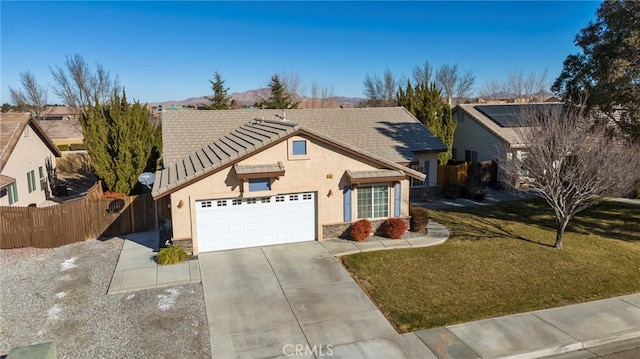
[
  {"left": 310, "top": 80, "right": 336, "bottom": 108},
  {"left": 9, "top": 71, "right": 48, "bottom": 119},
  {"left": 413, "top": 61, "right": 433, "bottom": 86},
  {"left": 480, "top": 69, "right": 550, "bottom": 102},
  {"left": 277, "top": 70, "right": 305, "bottom": 105},
  {"left": 363, "top": 68, "right": 403, "bottom": 107},
  {"left": 435, "top": 63, "right": 475, "bottom": 106},
  {"left": 50, "top": 53, "right": 120, "bottom": 111},
  {"left": 503, "top": 105, "right": 640, "bottom": 249}
]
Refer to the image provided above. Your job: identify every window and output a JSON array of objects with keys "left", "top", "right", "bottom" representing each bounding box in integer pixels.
[
  {"left": 27, "top": 170, "right": 36, "bottom": 193},
  {"left": 8, "top": 183, "right": 18, "bottom": 204},
  {"left": 465, "top": 150, "right": 478, "bottom": 163},
  {"left": 357, "top": 185, "right": 389, "bottom": 219},
  {"left": 0, "top": 188, "right": 6, "bottom": 198},
  {"left": 39, "top": 166, "right": 45, "bottom": 191},
  {"left": 303, "top": 194, "right": 312, "bottom": 200},
  {"left": 247, "top": 198, "right": 257, "bottom": 204},
  {"left": 289, "top": 194, "right": 299, "bottom": 201},
  {"left": 232, "top": 199, "right": 242, "bottom": 206},
  {"left": 275, "top": 195, "right": 285, "bottom": 202},
  {"left": 292, "top": 140, "right": 307, "bottom": 155},
  {"left": 216, "top": 200, "right": 227, "bottom": 207},
  {"left": 201, "top": 201, "right": 212, "bottom": 208},
  {"left": 260, "top": 197, "right": 271, "bottom": 203},
  {"left": 248, "top": 178, "right": 270, "bottom": 192}
]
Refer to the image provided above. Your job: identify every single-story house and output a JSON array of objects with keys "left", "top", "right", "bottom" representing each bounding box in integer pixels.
[
  {"left": 0, "top": 113, "right": 62, "bottom": 206},
  {"left": 451, "top": 103, "right": 564, "bottom": 181},
  {"left": 152, "top": 107, "right": 446, "bottom": 254}
]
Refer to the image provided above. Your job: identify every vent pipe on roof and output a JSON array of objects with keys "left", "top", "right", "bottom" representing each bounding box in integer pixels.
[{"left": 282, "top": 109, "right": 287, "bottom": 121}]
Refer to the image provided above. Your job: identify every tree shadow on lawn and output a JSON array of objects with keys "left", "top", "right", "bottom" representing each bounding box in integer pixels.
[{"left": 436, "top": 198, "right": 639, "bottom": 246}]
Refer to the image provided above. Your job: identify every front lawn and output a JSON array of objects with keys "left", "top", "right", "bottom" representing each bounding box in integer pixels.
[{"left": 341, "top": 199, "right": 640, "bottom": 332}]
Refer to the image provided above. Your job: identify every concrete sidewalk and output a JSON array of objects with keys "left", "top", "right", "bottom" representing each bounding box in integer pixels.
[{"left": 107, "top": 232, "right": 201, "bottom": 294}]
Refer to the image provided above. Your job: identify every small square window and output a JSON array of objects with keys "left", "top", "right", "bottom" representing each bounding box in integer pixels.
[
  {"left": 289, "top": 195, "right": 299, "bottom": 201},
  {"left": 232, "top": 199, "right": 242, "bottom": 206},
  {"left": 248, "top": 178, "right": 270, "bottom": 192},
  {"left": 247, "top": 198, "right": 257, "bottom": 204},
  {"left": 261, "top": 197, "right": 271, "bottom": 203},
  {"left": 0, "top": 188, "right": 7, "bottom": 198},
  {"left": 275, "top": 196, "right": 285, "bottom": 202},
  {"left": 292, "top": 140, "right": 307, "bottom": 155},
  {"left": 216, "top": 200, "right": 227, "bottom": 207},
  {"left": 303, "top": 194, "right": 312, "bottom": 200},
  {"left": 201, "top": 201, "right": 212, "bottom": 208}
]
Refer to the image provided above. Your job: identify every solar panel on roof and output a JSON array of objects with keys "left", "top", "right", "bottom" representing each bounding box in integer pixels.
[{"left": 475, "top": 104, "right": 565, "bottom": 127}]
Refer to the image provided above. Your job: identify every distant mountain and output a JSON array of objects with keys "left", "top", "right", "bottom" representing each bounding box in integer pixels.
[{"left": 149, "top": 88, "right": 365, "bottom": 108}]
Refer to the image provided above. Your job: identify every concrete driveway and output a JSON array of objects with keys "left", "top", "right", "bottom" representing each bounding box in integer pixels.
[{"left": 198, "top": 241, "right": 431, "bottom": 358}]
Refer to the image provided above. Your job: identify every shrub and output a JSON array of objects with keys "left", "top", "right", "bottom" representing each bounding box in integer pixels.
[
  {"left": 156, "top": 245, "right": 189, "bottom": 265},
  {"left": 382, "top": 218, "right": 407, "bottom": 239},
  {"left": 409, "top": 204, "right": 429, "bottom": 233},
  {"left": 57, "top": 144, "right": 71, "bottom": 152},
  {"left": 469, "top": 187, "right": 486, "bottom": 201},
  {"left": 69, "top": 143, "right": 86, "bottom": 151},
  {"left": 442, "top": 184, "right": 461, "bottom": 199},
  {"left": 350, "top": 219, "right": 372, "bottom": 242}
]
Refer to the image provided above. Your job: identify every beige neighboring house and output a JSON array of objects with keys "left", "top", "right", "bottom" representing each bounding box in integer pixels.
[
  {"left": 152, "top": 107, "right": 446, "bottom": 254},
  {"left": 0, "top": 113, "right": 62, "bottom": 206},
  {"left": 37, "top": 106, "right": 83, "bottom": 147},
  {"left": 451, "top": 103, "right": 564, "bottom": 171}
]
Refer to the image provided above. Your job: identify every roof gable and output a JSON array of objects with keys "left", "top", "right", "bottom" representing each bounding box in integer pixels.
[
  {"left": 0, "top": 113, "right": 62, "bottom": 172},
  {"left": 152, "top": 119, "right": 425, "bottom": 198},
  {"left": 161, "top": 107, "right": 446, "bottom": 166}
]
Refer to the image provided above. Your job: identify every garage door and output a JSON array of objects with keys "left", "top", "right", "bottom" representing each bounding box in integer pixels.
[{"left": 196, "top": 192, "right": 316, "bottom": 252}]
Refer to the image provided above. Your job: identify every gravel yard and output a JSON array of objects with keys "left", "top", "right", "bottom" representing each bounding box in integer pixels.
[{"left": 0, "top": 238, "right": 210, "bottom": 358}]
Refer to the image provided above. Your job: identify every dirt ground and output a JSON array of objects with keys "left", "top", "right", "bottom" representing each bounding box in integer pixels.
[{"left": 0, "top": 238, "right": 211, "bottom": 358}]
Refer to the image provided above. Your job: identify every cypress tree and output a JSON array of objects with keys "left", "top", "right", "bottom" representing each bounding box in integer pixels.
[
  {"left": 398, "top": 81, "right": 455, "bottom": 164},
  {"left": 80, "top": 89, "right": 160, "bottom": 194}
]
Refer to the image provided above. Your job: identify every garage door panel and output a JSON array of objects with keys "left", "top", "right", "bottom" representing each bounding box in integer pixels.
[{"left": 196, "top": 192, "right": 316, "bottom": 252}]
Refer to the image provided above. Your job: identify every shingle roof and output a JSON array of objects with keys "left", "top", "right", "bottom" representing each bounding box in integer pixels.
[
  {"left": 234, "top": 162, "right": 285, "bottom": 176},
  {"left": 0, "top": 113, "right": 62, "bottom": 173},
  {"left": 161, "top": 107, "right": 446, "bottom": 166},
  {"left": 152, "top": 118, "right": 427, "bottom": 198},
  {"left": 454, "top": 103, "right": 563, "bottom": 148}
]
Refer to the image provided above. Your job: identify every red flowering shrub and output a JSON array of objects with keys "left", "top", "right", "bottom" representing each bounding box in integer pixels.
[
  {"left": 382, "top": 218, "right": 407, "bottom": 239},
  {"left": 350, "top": 219, "right": 372, "bottom": 242}
]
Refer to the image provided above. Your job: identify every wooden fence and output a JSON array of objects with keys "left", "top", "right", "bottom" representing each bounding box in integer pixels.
[
  {"left": 437, "top": 161, "right": 498, "bottom": 189},
  {"left": 0, "top": 182, "right": 171, "bottom": 249}
]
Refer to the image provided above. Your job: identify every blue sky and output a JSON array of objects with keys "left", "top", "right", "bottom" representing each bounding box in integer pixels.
[{"left": 1, "top": 1, "right": 601, "bottom": 104}]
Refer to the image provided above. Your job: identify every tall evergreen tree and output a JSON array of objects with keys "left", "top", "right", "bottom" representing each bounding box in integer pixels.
[
  {"left": 398, "top": 81, "right": 455, "bottom": 164},
  {"left": 80, "top": 90, "right": 161, "bottom": 194},
  {"left": 205, "top": 71, "right": 231, "bottom": 110},
  {"left": 260, "top": 74, "right": 299, "bottom": 109}
]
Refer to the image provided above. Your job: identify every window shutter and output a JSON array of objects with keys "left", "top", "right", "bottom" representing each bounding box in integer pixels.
[
  {"left": 394, "top": 183, "right": 401, "bottom": 217},
  {"left": 343, "top": 186, "right": 352, "bottom": 222}
]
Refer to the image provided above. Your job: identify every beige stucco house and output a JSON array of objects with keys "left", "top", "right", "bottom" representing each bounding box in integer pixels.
[
  {"left": 451, "top": 103, "right": 564, "bottom": 182},
  {"left": 152, "top": 107, "right": 446, "bottom": 254},
  {"left": 0, "top": 113, "right": 62, "bottom": 206}
]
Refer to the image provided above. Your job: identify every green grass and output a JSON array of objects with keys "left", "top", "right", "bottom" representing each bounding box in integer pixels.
[{"left": 341, "top": 199, "right": 640, "bottom": 333}]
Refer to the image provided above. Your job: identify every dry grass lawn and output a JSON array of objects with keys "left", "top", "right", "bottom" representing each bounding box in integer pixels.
[{"left": 341, "top": 199, "right": 640, "bottom": 332}]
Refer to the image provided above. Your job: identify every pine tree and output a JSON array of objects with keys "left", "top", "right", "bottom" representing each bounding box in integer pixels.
[
  {"left": 80, "top": 90, "right": 160, "bottom": 194},
  {"left": 260, "top": 74, "right": 299, "bottom": 109},
  {"left": 205, "top": 71, "right": 231, "bottom": 110},
  {"left": 398, "top": 81, "right": 455, "bottom": 164}
]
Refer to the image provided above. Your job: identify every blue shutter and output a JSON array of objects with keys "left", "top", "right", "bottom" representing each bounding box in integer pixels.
[
  {"left": 423, "top": 161, "right": 430, "bottom": 187},
  {"left": 343, "top": 186, "right": 352, "bottom": 222},
  {"left": 394, "top": 183, "right": 401, "bottom": 217}
]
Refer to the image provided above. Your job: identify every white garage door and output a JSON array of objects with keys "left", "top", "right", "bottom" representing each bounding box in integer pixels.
[{"left": 196, "top": 192, "right": 316, "bottom": 252}]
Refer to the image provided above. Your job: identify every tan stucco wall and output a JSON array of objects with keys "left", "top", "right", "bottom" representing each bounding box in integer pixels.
[
  {"left": 168, "top": 135, "right": 412, "bottom": 253},
  {"left": 0, "top": 125, "right": 56, "bottom": 206},
  {"left": 453, "top": 111, "right": 504, "bottom": 163}
]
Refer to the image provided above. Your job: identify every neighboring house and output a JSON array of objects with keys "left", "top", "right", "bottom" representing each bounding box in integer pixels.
[
  {"left": 451, "top": 103, "right": 564, "bottom": 182},
  {"left": 152, "top": 107, "right": 446, "bottom": 254},
  {"left": 38, "top": 106, "right": 84, "bottom": 147},
  {"left": 0, "top": 113, "right": 62, "bottom": 206}
]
